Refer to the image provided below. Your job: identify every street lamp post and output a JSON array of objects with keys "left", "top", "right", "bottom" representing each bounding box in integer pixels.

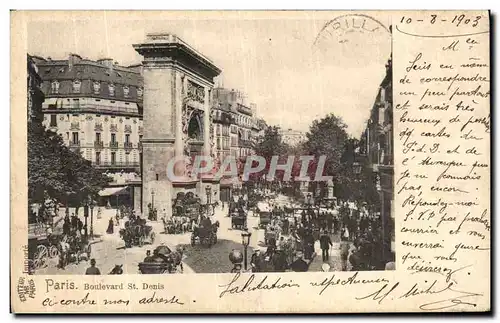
[
  {"left": 241, "top": 230, "right": 252, "bottom": 271},
  {"left": 205, "top": 185, "right": 213, "bottom": 216},
  {"left": 65, "top": 192, "right": 70, "bottom": 218},
  {"left": 83, "top": 199, "right": 89, "bottom": 238},
  {"left": 89, "top": 199, "right": 94, "bottom": 239},
  {"left": 206, "top": 185, "right": 212, "bottom": 204},
  {"left": 229, "top": 249, "right": 244, "bottom": 273}
]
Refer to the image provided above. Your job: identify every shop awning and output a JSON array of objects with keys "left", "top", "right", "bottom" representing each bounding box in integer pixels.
[{"left": 98, "top": 186, "right": 129, "bottom": 197}]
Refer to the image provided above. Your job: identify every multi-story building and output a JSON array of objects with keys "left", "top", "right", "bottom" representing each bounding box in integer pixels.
[
  {"left": 32, "top": 54, "right": 144, "bottom": 208},
  {"left": 279, "top": 128, "right": 306, "bottom": 147},
  {"left": 27, "top": 55, "right": 45, "bottom": 125},
  {"left": 32, "top": 54, "right": 144, "bottom": 174},
  {"left": 360, "top": 55, "right": 394, "bottom": 262},
  {"left": 253, "top": 118, "right": 268, "bottom": 142},
  {"left": 212, "top": 99, "right": 232, "bottom": 161},
  {"left": 212, "top": 88, "right": 258, "bottom": 159}
]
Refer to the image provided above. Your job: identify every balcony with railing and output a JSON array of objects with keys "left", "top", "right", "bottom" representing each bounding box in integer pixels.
[
  {"left": 124, "top": 142, "right": 133, "bottom": 151},
  {"left": 237, "top": 104, "right": 252, "bottom": 116},
  {"left": 94, "top": 140, "right": 104, "bottom": 149},
  {"left": 92, "top": 161, "right": 140, "bottom": 169},
  {"left": 46, "top": 102, "right": 141, "bottom": 116},
  {"left": 109, "top": 141, "right": 119, "bottom": 149},
  {"left": 69, "top": 140, "right": 80, "bottom": 148},
  {"left": 69, "top": 140, "right": 80, "bottom": 153},
  {"left": 238, "top": 139, "right": 253, "bottom": 148}
]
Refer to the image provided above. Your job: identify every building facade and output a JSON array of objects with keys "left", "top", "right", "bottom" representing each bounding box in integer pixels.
[
  {"left": 212, "top": 88, "right": 259, "bottom": 159},
  {"left": 279, "top": 128, "right": 306, "bottom": 147},
  {"left": 360, "top": 56, "right": 394, "bottom": 261},
  {"left": 27, "top": 55, "right": 45, "bottom": 125},
  {"left": 31, "top": 54, "right": 144, "bottom": 209},
  {"left": 212, "top": 94, "right": 233, "bottom": 161}
]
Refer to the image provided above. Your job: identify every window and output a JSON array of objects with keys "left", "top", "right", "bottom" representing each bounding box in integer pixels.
[
  {"left": 109, "top": 83, "right": 115, "bottom": 96},
  {"left": 111, "top": 152, "right": 116, "bottom": 165},
  {"left": 139, "top": 135, "right": 143, "bottom": 142},
  {"left": 96, "top": 132, "right": 101, "bottom": 142},
  {"left": 95, "top": 152, "right": 101, "bottom": 165},
  {"left": 72, "top": 79, "right": 81, "bottom": 93},
  {"left": 111, "top": 133, "right": 116, "bottom": 144},
  {"left": 156, "top": 173, "right": 159, "bottom": 181},
  {"left": 51, "top": 80, "right": 59, "bottom": 94},
  {"left": 125, "top": 134, "right": 130, "bottom": 144},
  {"left": 72, "top": 132, "right": 79, "bottom": 145},
  {"left": 73, "top": 98, "right": 80, "bottom": 109},
  {"left": 50, "top": 114, "right": 57, "bottom": 127},
  {"left": 123, "top": 86, "right": 129, "bottom": 98}
]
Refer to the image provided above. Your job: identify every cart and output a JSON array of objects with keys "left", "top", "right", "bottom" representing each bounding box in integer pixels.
[
  {"left": 257, "top": 202, "right": 272, "bottom": 229},
  {"left": 231, "top": 211, "right": 247, "bottom": 230},
  {"left": 138, "top": 245, "right": 180, "bottom": 274}
]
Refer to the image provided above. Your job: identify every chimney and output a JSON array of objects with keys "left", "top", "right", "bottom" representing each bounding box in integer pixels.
[
  {"left": 68, "top": 53, "right": 82, "bottom": 71},
  {"left": 97, "top": 58, "right": 114, "bottom": 68}
]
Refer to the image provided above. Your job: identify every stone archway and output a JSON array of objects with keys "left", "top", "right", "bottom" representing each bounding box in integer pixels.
[{"left": 187, "top": 113, "right": 203, "bottom": 140}]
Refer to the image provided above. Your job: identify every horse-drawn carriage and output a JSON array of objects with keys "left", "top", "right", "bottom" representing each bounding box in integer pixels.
[
  {"left": 257, "top": 202, "right": 272, "bottom": 229},
  {"left": 264, "top": 225, "right": 279, "bottom": 246},
  {"left": 231, "top": 211, "right": 247, "bottom": 230},
  {"left": 164, "top": 192, "right": 201, "bottom": 234},
  {"left": 64, "top": 234, "right": 92, "bottom": 264},
  {"left": 27, "top": 222, "right": 61, "bottom": 272},
  {"left": 191, "top": 217, "right": 218, "bottom": 247},
  {"left": 138, "top": 245, "right": 184, "bottom": 274},
  {"left": 119, "top": 219, "right": 155, "bottom": 248}
]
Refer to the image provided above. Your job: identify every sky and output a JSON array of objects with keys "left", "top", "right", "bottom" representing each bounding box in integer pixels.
[{"left": 27, "top": 11, "right": 392, "bottom": 138}]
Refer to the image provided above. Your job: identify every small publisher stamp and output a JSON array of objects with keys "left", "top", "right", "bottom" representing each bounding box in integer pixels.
[{"left": 17, "top": 277, "right": 36, "bottom": 302}]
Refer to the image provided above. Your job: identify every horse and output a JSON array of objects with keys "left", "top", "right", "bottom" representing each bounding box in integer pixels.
[
  {"left": 109, "top": 264, "right": 123, "bottom": 275},
  {"left": 180, "top": 216, "right": 190, "bottom": 233},
  {"left": 58, "top": 236, "right": 71, "bottom": 269},
  {"left": 167, "top": 246, "right": 185, "bottom": 273}
]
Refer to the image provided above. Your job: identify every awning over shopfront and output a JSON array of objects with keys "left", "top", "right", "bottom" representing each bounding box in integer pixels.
[{"left": 98, "top": 186, "right": 129, "bottom": 197}]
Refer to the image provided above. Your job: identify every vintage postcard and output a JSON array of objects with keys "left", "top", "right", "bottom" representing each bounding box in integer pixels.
[{"left": 11, "top": 10, "right": 490, "bottom": 313}]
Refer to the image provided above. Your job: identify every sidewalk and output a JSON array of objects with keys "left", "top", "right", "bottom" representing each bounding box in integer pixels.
[{"left": 308, "top": 233, "right": 343, "bottom": 272}]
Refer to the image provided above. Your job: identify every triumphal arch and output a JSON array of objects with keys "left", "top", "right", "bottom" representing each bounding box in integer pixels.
[{"left": 134, "top": 33, "right": 221, "bottom": 217}]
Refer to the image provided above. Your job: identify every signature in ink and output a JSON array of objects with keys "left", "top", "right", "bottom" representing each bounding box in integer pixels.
[{"left": 415, "top": 282, "right": 482, "bottom": 311}]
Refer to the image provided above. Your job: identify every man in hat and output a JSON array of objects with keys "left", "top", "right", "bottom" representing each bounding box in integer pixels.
[
  {"left": 340, "top": 235, "right": 351, "bottom": 271},
  {"left": 290, "top": 251, "right": 308, "bottom": 272},
  {"left": 85, "top": 259, "right": 101, "bottom": 275},
  {"left": 319, "top": 230, "right": 333, "bottom": 262},
  {"left": 250, "top": 249, "right": 262, "bottom": 273},
  {"left": 143, "top": 250, "right": 153, "bottom": 263}
]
